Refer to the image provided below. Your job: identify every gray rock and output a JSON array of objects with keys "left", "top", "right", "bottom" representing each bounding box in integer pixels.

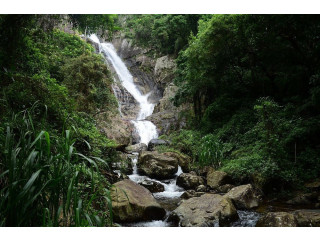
[
  {"left": 137, "top": 151, "right": 178, "bottom": 180},
  {"left": 224, "top": 184, "right": 260, "bottom": 209},
  {"left": 294, "top": 210, "right": 320, "bottom": 227},
  {"left": 177, "top": 173, "right": 204, "bottom": 190},
  {"left": 125, "top": 143, "right": 148, "bottom": 153},
  {"left": 181, "top": 190, "right": 205, "bottom": 199},
  {"left": 216, "top": 184, "right": 235, "bottom": 193},
  {"left": 286, "top": 192, "right": 318, "bottom": 205},
  {"left": 169, "top": 194, "right": 238, "bottom": 227},
  {"left": 305, "top": 180, "right": 320, "bottom": 190},
  {"left": 148, "top": 139, "right": 170, "bottom": 151},
  {"left": 206, "top": 169, "right": 232, "bottom": 189},
  {"left": 96, "top": 111, "right": 133, "bottom": 146},
  {"left": 161, "top": 151, "right": 191, "bottom": 172},
  {"left": 196, "top": 185, "right": 207, "bottom": 192},
  {"left": 154, "top": 55, "right": 176, "bottom": 88},
  {"left": 256, "top": 212, "right": 298, "bottom": 227},
  {"left": 139, "top": 180, "right": 165, "bottom": 193},
  {"left": 111, "top": 179, "right": 166, "bottom": 222}
]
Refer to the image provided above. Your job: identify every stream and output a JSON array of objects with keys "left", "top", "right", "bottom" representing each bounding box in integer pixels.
[{"left": 89, "top": 34, "right": 261, "bottom": 227}]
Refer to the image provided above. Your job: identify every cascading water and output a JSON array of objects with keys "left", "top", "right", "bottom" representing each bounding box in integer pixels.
[
  {"left": 89, "top": 34, "right": 184, "bottom": 226},
  {"left": 88, "top": 34, "right": 262, "bottom": 227},
  {"left": 90, "top": 34, "right": 157, "bottom": 144}
]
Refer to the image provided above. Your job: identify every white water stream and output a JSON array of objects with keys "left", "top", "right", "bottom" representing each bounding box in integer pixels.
[
  {"left": 89, "top": 34, "right": 157, "bottom": 145},
  {"left": 89, "top": 35, "right": 184, "bottom": 226}
]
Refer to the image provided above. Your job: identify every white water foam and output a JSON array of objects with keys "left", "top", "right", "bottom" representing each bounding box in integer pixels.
[
  {"left": 89, "top": 34, "right": 184, "bottom": 227},
  {"left": 89, "top": 34, "right": 158, "bottom": 145}
]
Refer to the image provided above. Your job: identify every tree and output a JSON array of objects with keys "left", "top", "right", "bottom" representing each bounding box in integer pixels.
[{"left": 68, "top": 14, "right": 117, "bottom": 38}]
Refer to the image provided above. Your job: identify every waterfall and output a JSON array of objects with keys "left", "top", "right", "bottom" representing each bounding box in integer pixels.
[
  {"left": 89, "top": 35, "right": 184, "bottom": 227},
  {"left": 89, "top": 34, "right": 158, "bottom": 145}
]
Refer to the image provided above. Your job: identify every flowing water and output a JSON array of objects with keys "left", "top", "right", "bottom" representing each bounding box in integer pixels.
[
  {"left": 89, "top": 34, "right": 261, "bottom": 227},
  {"left": 89, "top": 34, "right": 184, "bottom": 226},
  {"left": 89, "top": 34, "right": 157, "bottom": 144}
]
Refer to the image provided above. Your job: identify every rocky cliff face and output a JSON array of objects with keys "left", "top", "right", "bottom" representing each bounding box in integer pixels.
[
  {"left": 112, "top": 33, "right": 162, "bottom": 104},
  {"left": 110, "top": 33, "right": 188, "bottom": 136},
  {"left": 87, "top": 32, "right": 188, "bottom": 145}
]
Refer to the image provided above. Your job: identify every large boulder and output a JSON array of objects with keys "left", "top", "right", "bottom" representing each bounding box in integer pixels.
[
  {"left": 294, "top": 210, "right": 320, "bottom": 227},
  {"left": 177, "top": 173, "right": 204, "bottom": 190},
  {"left": 148, "top": 139, "right": 170, "bottom": 151},
  {"left": 206, "top": 169, "right": 232, "bottom": 189},
  {"left": 96, "top": 111, "right": 132, "bottom": 146},
  {"left": 181, "top": 190, "right": 205, "bottom": 200},
  {"left": 216, "top": 184, "right": 235, "bottom": 193},
  {"left": 111, "top": 179, "right": 166, "bottom": 222},
  {"left": 162, "top": 151, "right": 191, "bottom": 172},
  {"left": 125, "top": 143, "right": 148, "bottom": 153},
  {"left": 153, "top": 83, "right": 179, "bottom": 113},
  {"left": 198, "top": 166, "right": 215, "bottom": 177},
  {"left": 224, "top": 184, "right": 260, "bottom": 209},
  {"left": 196, "top": 185, "right": 207, "bottom": 192},
  {"left": 256, "top": 212, "right": 298, "bottom": 227},
  {"left": 137, "top": 151, "right": 178, "bottom": 179},
  {"left": 139, "top": 180, "right": 165, "bottom": 193},
  {"left": 169, "top": 194, "right": 238, "bottom": 227},
  {"left": 146, "top": 110, "right": 187, "bottom": 136},
  {"left": 154, "top": 55, "right": 176, "bottom": 88},
  {"left": 286, "top": 192, "right": 318, "bottom": 205},
  {"left": 305, "top": 179, "right": 320, "bottom": 190}
]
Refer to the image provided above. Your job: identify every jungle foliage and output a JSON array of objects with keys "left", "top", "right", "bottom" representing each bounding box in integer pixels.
[
  {"left": 170, "top": 15, "right": 320, "bottom": 190},
  {"left": 121, "top": 14, "right": 203, "bottom": 55},
  {"left": 0, "top": 14, "right": 118, "bottom": 226}
]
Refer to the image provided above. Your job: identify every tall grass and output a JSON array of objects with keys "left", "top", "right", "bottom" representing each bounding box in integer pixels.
[{"left": 0, "top": 103, "right": 113, "bottom": 226}]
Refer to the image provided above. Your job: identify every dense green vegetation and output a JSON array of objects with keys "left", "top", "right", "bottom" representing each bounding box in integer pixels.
[
  {"left": 0, "top": 14, "right": 118, "bottom": 226},
  {"left": 121, "top": 14, "right": 203, "bottom": 55},
  {"left": 128, "top": 14, "right": 320, "bottom": 191},
  {"left": 124, "top": 14, "right": 319, "bottom": 190},
  {"left": 170, "top": 15, "right": 320, "bottom": 191},
  {"left": 1, "top": 13, "right": 320, "bottom": 226}
]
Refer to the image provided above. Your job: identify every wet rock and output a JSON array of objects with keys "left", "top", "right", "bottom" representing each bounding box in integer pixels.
[
  {"left": 162, "top": 151, "right": 191, "bottom": 172},
  {"left": 137, "top": 151, "right": 178, "bottom": 180},
  {"left": 216, "top": 184, "right": 235, "bottom": 193},
  {"left": 111, "top": 179, "right": 166, "bottom": 222},
  {"left": 154, "top": 55, "right": 176, "bottom": 88},
  {"left": 102, "top": 170, "right": 129, "bottom": 184},
  {"left": 111, "top": 35, "right": 162, "bottom": 112},
  {"left": 305, "top": 180, "right": 320, "bottom": 190},
  {"left": 96, "top": 111, "right": 132, "bottom": 146},
  {"left": 112, "top": 82, "right": 140, "bottom": 121},
  {"left": 256, "top": 212, "right": 298, "bottom": 227},
  {"left": 147, "top": 109, "right": 187, "bottom": 136},
  {"left": 147, "top": 139, "right": 170, "bottom": 151},
  {"left": 125, "top": 143, "right": 148, "bottom": 153},
  {"left": 169, "top": 194, "right": 238, "bottom": 227},
  {"left": 198, "top": 166, "right": 215, "bottom": 177},
  {"left": 139, "top": 180, "right": 165, "bottom": 193},
  {"left": 293, "top": 210, "right": 320, "bottom": 227},
  {"left": 286, "top": 192, "right": 318, "bottom": 205},
  {"left": 153, "top": 83, "right": 179, "bottom": 113},
  {"left": 206, "top": 169, "right": 232, "bottom": 189},
  {"left": 177, "top": 173, "right": 204, "bottom": 190},
  {"left": 196, "top": 185, "right": 207, "bottom": 192},
  {"left": 224, "top": 184, "right": 260, "bottom": 210},
  {"left": 181, "top": 190, "right": 205, "bottom": 199}
]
